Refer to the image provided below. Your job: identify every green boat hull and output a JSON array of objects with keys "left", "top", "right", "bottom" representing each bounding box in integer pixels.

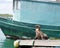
[{"left": 0, "top": 18, "right": 60, "bottom": 38}]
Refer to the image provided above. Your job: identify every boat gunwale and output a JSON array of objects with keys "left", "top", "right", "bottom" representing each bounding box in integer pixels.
[{"left": 20, "top": 0, "right": 60, "bottom": 5}]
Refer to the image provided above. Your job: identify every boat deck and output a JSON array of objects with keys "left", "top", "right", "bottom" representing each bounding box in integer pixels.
[{"left": 19, "top": 40, "right": 60, "bottom": 46}]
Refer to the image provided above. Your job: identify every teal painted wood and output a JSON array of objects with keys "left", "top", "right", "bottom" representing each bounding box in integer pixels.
[
  {"left": 0, "top": 18, "right": 60, "bottom": 38},
  {"left": 13, "top": 10, "right": 21, "bottom": 21},
  {"left": 18, "top": 1, "right": 60, "bottom": 26},
  {"left": 0, "top": 1, "right": 60, "bottom": 39}
]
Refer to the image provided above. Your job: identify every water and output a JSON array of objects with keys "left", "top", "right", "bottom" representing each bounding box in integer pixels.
[
  {"left": 0, "top": 28, "right": 14, "bottom": 48},
  {"left": 0, "top": 39, "right": 14, "bottom": 48}
]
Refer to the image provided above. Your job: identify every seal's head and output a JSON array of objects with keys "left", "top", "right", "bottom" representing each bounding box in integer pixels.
[{"left": 35, "top": 25, "right": 40, "bottom": 31}]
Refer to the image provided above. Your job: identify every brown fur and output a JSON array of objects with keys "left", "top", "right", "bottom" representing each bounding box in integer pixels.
[{"left": 35, "top": 25, "right": 48, "bottom": 40}]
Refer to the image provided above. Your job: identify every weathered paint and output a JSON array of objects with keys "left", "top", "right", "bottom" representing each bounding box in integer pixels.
[
  {"left": 20, "top": 1, "right": 60, "bottom": 26},
  {"left": 14, "top": 1, "right": 60, "bottom": 26}
]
